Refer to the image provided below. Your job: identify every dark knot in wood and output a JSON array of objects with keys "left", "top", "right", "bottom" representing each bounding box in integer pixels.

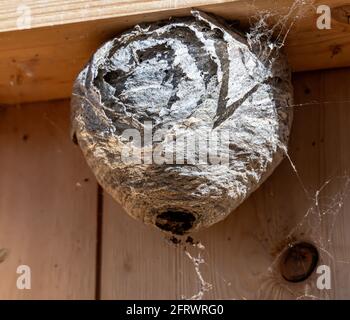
[{"left": 280, "top": 242, "right": 319, "bottom": 283}]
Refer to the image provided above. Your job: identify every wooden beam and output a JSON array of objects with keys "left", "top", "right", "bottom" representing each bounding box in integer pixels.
[
  {"left": 1, "top": 0, "right": 238, "bottom": 32},
  {"left": 1, "top": 0, "right": 350, "bottom": 104}
]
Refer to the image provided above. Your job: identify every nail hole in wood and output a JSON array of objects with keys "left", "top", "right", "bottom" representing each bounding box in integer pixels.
[{"left": 280, "top": 242, "right": 319, "bottom": 283}]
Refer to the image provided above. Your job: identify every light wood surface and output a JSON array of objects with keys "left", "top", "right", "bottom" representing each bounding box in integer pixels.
[
  {"left": 1, "top": 0, "right": 350, "bottom": 104},
  {"left": 0, "top": 100, "right": 98, "bottom": 299},
  {"left": 0, "top": 0, "right": 238, "bottom": 31}
]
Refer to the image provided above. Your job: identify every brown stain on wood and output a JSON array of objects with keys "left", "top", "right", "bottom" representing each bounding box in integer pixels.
[
  {"left": 123, "top": 254, "right": 133, "bottom": 273},
  {"left": 0, "top": 249, "right": 9, "bottom": 263},
  {"left": 331, "top": 45, "right": 343, "bottom": 58},
  {"left": 333, "top": 5, "right": 350, "bottom": 25}
]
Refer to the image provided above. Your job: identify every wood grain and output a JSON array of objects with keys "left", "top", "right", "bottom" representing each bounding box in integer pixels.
[
  {"left": 0, "top": 100, "right": 98, "bottom": 299},
  {"left": 1, "top": 0, "right": 350, "bottom": 104},
  {"left": 100, "top": 67, "right": 350, "bottom": 299},
  {"left": 319, "top": 68, "right": 350, "bottom": 299}
]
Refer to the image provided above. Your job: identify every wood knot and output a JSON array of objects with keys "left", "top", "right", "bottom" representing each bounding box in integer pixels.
[
  {"left": 330, "top": 45, "right": 342, "bottom": 58},
  {"left": 279, "top": 242, "right": 319, "bottom": 283}
]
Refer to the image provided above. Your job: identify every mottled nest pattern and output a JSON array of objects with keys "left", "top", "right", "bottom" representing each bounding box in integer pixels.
[{"left": 71, "top": 11, "right": 293, "bottom": 235}]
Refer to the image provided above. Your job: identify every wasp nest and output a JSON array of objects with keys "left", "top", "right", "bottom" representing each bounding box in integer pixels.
[{"left": 71, "top": 11, "right": 293, "bottom": 235}]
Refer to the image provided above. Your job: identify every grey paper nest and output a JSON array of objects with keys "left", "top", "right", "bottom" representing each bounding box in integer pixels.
[{"left": 71, "top": 11, "right": 293, "bottom": 235}]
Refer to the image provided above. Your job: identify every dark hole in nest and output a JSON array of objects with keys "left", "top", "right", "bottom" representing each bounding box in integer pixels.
[
  {"left": 155, "top": 210, "right": 196, "bottom": 235},
  {"left": 72, "top": 132, "right": 78, "bottom": 145},
  {"left": 279, "top": 242, "right": 319, "bottom": 283}
]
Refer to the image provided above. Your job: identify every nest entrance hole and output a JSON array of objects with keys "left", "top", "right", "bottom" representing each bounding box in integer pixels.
[{"left": 155, "top": 210, "right": 196, "bottom": 235}]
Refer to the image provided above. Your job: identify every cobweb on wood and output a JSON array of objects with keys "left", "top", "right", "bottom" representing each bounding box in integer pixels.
[
  {"left": 246, "top": 0, "right": 350, "bottom": 299},
  {"left": 260, "top": 158, "right": 350, "bottom": 300},
  {"left": 164, "top": 0, "right": 350, "bottom": 300}
]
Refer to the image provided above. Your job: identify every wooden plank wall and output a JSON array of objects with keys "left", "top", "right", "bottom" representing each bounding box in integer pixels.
[
  {"left": 0, "top": 101, "right": 97, "bottom": 299},
  {"left": 1, "top": 67, "right": 350, "bottom": 299}
]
